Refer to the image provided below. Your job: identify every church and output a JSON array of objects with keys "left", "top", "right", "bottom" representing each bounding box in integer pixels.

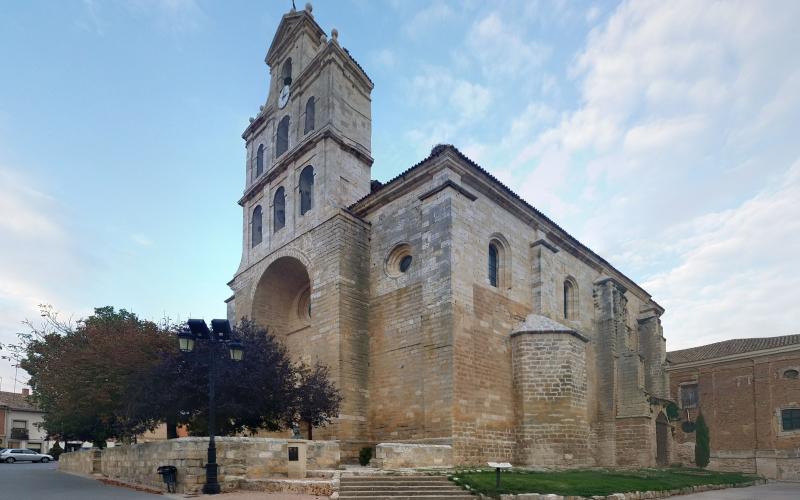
[{"left": 226, "top": 5, "right": 672, "bottom": 467}]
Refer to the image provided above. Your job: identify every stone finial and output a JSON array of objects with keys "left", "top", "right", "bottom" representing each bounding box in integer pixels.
[
  {"left": 305, "top": 2, "right": 313, "bottom": 13},
  {"left": 331, "top": 28, "right": 339, "bottom": 43},
  {"left": 259, "top": 105, "right": 264, "bottom": 111},
  {"left": 320, "top": 33, "right": 327, "bottom": 45},
  {"left": 249, "top": 117, "right": 255, "bottom": 123}
]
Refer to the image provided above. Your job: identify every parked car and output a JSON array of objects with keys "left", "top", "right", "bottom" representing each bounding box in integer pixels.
[{"left": 0, "top": 448, "right": 54, "bottom": 463}]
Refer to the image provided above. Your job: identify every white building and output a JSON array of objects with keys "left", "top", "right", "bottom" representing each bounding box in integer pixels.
[{"left": 0, "top": 389, "right": 51, "bottom": 453}]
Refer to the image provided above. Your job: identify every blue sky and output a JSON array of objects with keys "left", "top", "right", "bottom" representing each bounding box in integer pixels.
[{"left": 1, "top": 0, "right": 799, "bottom": 390}]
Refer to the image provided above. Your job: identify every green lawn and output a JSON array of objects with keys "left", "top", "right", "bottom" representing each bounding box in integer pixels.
[{"left": 449, "top": 468, "right": 759, "bottom": 497}]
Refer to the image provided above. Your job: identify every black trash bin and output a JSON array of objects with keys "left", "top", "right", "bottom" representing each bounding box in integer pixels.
[{"left": 157, "top": 465, "right": 178, "bottom": 493}]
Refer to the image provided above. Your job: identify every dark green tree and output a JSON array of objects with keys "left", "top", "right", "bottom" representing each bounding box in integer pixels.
[
  {"left": 15, "top": 306, "right": 175, "bottom": 446},
  {"left": 695, "top": 412, "right": 710, "bottom": 468},
  {"left": 292, "top": 363, "right": 343, "bottom": 440}
]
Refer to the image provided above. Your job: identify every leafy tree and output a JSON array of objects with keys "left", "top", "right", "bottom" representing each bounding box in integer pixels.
[
  {"left": 14, "top": 308, "right": 343, "bottom": 443},
  {"left": 292, "top": 363, "right": 343, "bottom": 440},
  {"left": 14, "top": 305, "right": 175, "bottom": 446},
  {"left": 695, "top": 413, "right": 710, "bottom": 468}
]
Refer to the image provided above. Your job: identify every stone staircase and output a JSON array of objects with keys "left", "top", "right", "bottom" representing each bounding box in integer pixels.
[{"left": 338, "top": 475, "right": 475, "bottom": 499}]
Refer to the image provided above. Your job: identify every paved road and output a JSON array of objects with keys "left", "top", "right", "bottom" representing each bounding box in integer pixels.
[
  {"left": 0, "top": 461, "right": 159, "bottom": 499},
  {"left": 675, "top": 482, "right": 800, "bottom": 499}
]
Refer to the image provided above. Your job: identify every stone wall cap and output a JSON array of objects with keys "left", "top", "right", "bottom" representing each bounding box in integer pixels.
[
  {"left": 376, "top": 443, "right": 452, "bottom": 448},
  {"left": 511, "top": 314, "right": 589, "bottom": 343}
]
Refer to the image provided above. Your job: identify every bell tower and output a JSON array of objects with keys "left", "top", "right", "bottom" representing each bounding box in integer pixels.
[{"left": 237, "top": 3, "right": 373, "bottom": 261}]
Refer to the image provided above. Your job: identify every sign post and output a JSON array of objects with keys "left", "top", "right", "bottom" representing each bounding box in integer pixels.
[{"left": 487, "top": 462, "right": 512, "bottom": 489}]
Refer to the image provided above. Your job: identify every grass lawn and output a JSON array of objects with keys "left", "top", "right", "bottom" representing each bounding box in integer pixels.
[{"left": 449, "top": 468, "right": 759, "bottom": 497}]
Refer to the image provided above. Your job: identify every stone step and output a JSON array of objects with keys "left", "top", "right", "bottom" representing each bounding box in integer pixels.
[
  {"left": 341, "top": 484, "right": 461, "bottom": 490},
  {"left": 339, "top": 485, "right": 464, "bottom": 495},
  {"left": 340, "top": 490, "right": 468, "bottom": 496},
  {"left": 341, "top": 481, "right": 454, "bottom": 487},
  {"left": 338, "top": 496, "right": 474, "bottom": 500},
  {"left": 341, "top": 476, "right": 450, "bottom": 482}
]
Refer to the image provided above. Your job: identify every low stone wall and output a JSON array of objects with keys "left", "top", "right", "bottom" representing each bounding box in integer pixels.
[
  {"left": 59, "top": 449, "right": 97, "bottom": 475},
  {"left": 374, "top": 443, "right": 453, "bottom": 469},
  {"left": 58, "top": 437, "right": 340, "bottom": 494}
]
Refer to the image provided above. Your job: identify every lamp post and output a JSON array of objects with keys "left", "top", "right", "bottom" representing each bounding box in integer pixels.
[{"left": 178, "top": 318, "right": 244, "bottom": 495}]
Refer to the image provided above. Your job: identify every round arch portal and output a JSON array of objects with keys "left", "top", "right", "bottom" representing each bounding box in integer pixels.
[{"left": 252, "top": 256, "right": 311, "bottom": 337}]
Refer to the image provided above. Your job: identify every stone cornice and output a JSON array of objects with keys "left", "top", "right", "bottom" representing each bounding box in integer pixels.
[
  {"left": 238, "top": 125, "right": 373, "bottom": 207},
  {"left": 667, "top": 344, "right": 800, "bottom": 370},
  {"left": 510, "top": 329, "right": 590, "bottom": 343},
  {"left": 530, "top": 238, "right": 558, "bottom": 253},
  {"left": 418, "top": 180, "right": 477, "bottom": 202}
]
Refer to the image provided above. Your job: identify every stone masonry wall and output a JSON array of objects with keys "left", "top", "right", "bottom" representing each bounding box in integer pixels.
[
  {"left": 511, "top": 331, "right": 590, "bottom": 467},
  {"left": 61, "top": 438, "right": 339, "bottom": 494},
  {"left": 59, "top": 448, "right": 96, "bottom": 475},
  {"left": 366, "top": 168, "right": 455, "bottom": 446},
  {"left": 373, "top": 443, "right": 453, "bottom": 469}
]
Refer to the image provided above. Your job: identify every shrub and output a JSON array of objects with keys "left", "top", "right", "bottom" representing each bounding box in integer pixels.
[
  {"left": 49, "top": 442, "right": 63, "bottom": 461},
  {"left": 358, "top": 446, "right": 373, "bottom": 466},
  {"left": 695, "top": 413, "right": 710, "bottom": 468},
  {"left": 665, "top": 402, "right": 680, "bottom": 421}
]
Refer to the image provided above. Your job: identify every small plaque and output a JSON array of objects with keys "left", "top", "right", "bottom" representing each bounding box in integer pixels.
[
  {"left": 289, "top": 446, "right": 299, "bottom": 461},
  {"left": 487, "top": 462, "right": 512, "bottom": 469}
]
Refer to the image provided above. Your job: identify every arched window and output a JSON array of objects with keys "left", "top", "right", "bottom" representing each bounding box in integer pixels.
[
  {"left": 281, "top": 58, "right": 292, "bottom": 85},
  {"left": 256, "top": 144, "right": 264, "bottom": 177},
  {"left": 488, "top": 243, "right": 499, "bottom": 287},
  {"left": 276, "top": 116, "right": 290, "bottom": 157},
  {"left": 251, "top": 205, "right": 263, "bottom": 247},
  {"left": 304, "top": 96, "right": 315, "bottom": 134},
  {"left": 273, "top": 187, "right": 285, "bottom": 232},
  {"left": 487, "top": 234, "right": 510, "bottom": 289},
  {"left": 299, "top": 165, "right": 314, "bottom": 215},
  {"left": 564, "top": 277, "right": 578, "bottom": 319}
]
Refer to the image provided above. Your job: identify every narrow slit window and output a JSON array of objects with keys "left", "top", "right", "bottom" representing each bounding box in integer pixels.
[
  {"left": 304, "top": 96, "right": 315, "bottom": 134},
  {"left": 256, "top": 144, "right": 264, "bottom": 177},
  {"left": 299, "top": 166, "right": 314, "bottom": 215},
  {"left": 276, "top": 116, "right": 290, "bottom": 157},
  {"left": 273, "top": 187, "right": 285, "bottom": 232},
  {"left": 251, "top": 205, "right": 263, "bottom": 247},
  {"left": 488, "top": 243, "right": 499, "bottom": 287}
]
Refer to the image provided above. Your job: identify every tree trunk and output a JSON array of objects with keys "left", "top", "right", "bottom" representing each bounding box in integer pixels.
[{"left": 167, "top": 416, "right": 178, "bottom": 439}]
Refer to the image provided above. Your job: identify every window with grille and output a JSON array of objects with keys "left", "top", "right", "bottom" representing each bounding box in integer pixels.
[
  {"left": 680, "top": 383, "right": 698, "bottom": 409},
  {"left": 782, "top": 409, "right": 800, "bottom": 431}
]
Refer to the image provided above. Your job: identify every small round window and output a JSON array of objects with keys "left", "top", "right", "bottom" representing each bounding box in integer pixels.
[
  {"left": 784, "top": 369, "right": 799, "bottom": 380},
  {"left": 386, "top": 243, "right": 413, "bottom": 277}
]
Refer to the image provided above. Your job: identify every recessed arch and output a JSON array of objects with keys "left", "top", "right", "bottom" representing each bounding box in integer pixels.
[
  {"left": 273, "top": 186, "right": 286, "bottom": 232},
  {"left": 304, "top": 96, "right": 315, "bottom": 134},
  {"left": 251, "top": 205, "right": 263, "bottom": 247},
  {"left": 564, "top": 276, "right": 579, "bottom": 320},
  {"left": 276, "top": 115, "right": 290, "bottom": 157},
  {"left": 488, "top": 233, "right": 511, "bottom": 290},
  {"left": 299, "top": 165, "right": 314, "bottom": 215},
  {"left": 252, "top": 256, "right": 311, "bottom": 337},
  {"left": 256, "top": 144, "right": 265, "bottom": 177}
]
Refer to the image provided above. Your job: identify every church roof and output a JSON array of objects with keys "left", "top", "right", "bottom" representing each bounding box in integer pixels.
[
  {"left": 351, "top": 144, "right": 659, "bottom": 303},
  {"left": 0, "top": 391, "right": 40, "bottom": 412},
  {"left": 667, "top": 334, "right": 800, "bottom": 364}
]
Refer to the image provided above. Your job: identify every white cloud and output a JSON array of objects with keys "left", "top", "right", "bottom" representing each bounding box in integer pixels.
[
  {"left": 644, "top": 159, "right": 800, "bottom": 350},
  {"left": 0, "top": 166, "right": 91, "bottom": 387},
  {"left": 403, "top": 2, "right": 454, "bottom": 39},
  {"left": 466, "top": 12, "right": 550, "bottom": 81}
]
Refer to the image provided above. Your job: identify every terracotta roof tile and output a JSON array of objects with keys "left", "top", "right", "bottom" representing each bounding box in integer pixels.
[
  {"left": 668, "top": 334, "right": 800, "bottom": 364},
  {"left": 0, "top": 391, "right": 40, "bottom": 412}
]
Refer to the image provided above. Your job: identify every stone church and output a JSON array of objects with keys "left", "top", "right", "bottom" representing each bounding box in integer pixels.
[{"left": 227, "top": 5, "right": 672, "bottom": 467}]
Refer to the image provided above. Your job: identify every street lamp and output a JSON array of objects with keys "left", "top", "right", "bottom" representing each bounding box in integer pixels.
[{"left": 179, "top": 318, "right": 244, "bottom": 495}]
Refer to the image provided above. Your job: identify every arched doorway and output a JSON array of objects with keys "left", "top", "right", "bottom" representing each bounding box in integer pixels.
[
  {"left": 252, "top": 256, "right": 311, "bottom": 338},
  {"left": 656, "top": 411, "right": 670, "bottom": 466}
]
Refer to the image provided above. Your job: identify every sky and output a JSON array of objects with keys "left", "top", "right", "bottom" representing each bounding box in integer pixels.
[{"left": 1, "top": 0, "right": 798, "bottom": 391}]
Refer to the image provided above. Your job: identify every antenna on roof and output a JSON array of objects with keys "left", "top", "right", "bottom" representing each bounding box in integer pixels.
[{"left": 292, "top": 0, "right": 296, "bottom": 10}]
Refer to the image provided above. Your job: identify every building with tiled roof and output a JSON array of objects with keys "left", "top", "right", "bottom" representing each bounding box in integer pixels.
[
  {"left": 668, "top": 334, "right": 800, "bottom": 479},
  {"left": 225, "top": 4, "right": 672, "bottom": 468},
  {"left": 0, "top": 388, "right": 50, "bottom": 453}
]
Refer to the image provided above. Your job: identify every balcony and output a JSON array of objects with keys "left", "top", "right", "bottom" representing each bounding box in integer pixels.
[{"left": 10, "top": 428, "right": 29, "bottom": 440}]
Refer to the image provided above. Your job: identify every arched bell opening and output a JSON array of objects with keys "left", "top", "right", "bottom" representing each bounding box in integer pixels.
[{"left": 252, "top": 256, "right": 312, "bottom": 337}]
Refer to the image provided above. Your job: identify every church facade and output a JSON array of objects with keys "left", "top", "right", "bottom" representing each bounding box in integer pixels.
[{"left": 227, "top": 6, "right": 672, "bottom": 467}]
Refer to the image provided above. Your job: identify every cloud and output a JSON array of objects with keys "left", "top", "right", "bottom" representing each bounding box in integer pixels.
[
  {"left": 403, "top": 2, "right": 454, "bottom": 39},
  {"left": 78, "top": 0, "right": 205, "bottom": 36},
  {"left": 410, "top": 67, "right": 492, "bottom": 122},
  {"left": 0, "top": 166, "right": 91, "bottom": 387},
  {"left": 131, "top": 233, "right": 154, "bottom": 246},
  {"left": 644, "top": 159, "right": 800, "bottom": 349},
  {"left": 466, "top": 12, "right": 551, "bottom": 81}
]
